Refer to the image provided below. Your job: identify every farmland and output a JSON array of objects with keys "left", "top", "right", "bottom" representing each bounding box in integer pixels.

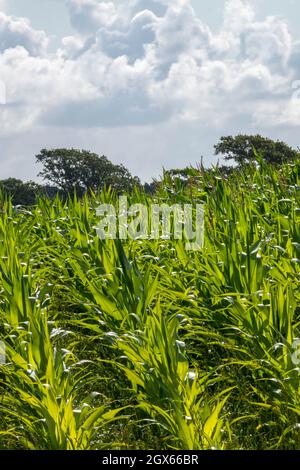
[{"left": 1, "top": 159, "right": 300, "bottom": 450}]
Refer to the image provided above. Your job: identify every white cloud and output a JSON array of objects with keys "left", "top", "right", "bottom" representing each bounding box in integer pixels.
[
  {"left": 67, "top": 0, "right": 118, "bottom": 34},
  {"left": 0, "top": 12, "right": 48, "bottom": 56},
  {"left": 1, "top": 0, "right": 300, "bottom": 141},
  {"left": 223, "top": 0, "right": 255, "bottom": 32}
]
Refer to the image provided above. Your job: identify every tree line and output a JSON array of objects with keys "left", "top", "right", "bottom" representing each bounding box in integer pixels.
[{"left": 1, "top": 135, "right": 299, "bottom": 205}]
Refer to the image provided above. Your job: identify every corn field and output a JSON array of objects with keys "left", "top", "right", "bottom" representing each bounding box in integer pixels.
[{"left": 1, "top": 158, "right": 300, "bottom": 450}]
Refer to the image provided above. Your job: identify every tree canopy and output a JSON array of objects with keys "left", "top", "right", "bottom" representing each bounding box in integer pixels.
[
  {"left": 36, "top": 148, "right": 140, "bottom": 196},
  {"left": 214, "top": 135, "right": 300, "bottom": 166},
  {"left": 0, "top": 178, "right": 40, "bottom": 205}
]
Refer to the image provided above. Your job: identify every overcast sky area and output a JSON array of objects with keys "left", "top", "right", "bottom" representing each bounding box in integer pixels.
[{"left": 0, "top": 0, "right": 300, "bottom": 182}]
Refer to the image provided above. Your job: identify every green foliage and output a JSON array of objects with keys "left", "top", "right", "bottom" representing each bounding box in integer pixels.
[
  {"left": 0, "top": 178, "right": 40, "bottom": 206},
  {"left": 215, "top": 134, "right": 300, "bottom": 166},
  {"left": 2, "top": 158, "right": 300, "bottom": 449},
  {"left": 36, "top": 148, "right": 140, "bottom": 196}
]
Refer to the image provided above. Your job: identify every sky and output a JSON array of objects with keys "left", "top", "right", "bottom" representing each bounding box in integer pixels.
[{"left": 0, "top": 0, "right": 300, "bottom": 182}]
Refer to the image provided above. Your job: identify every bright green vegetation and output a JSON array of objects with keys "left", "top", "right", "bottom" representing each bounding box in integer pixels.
[{"left": 1, "top": 159, "right": 300, "bottom": 450}]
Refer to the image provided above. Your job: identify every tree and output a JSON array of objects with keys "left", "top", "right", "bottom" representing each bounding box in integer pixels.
[
  {"left": 144, "top": 181, "right": 159, "bottom": 194},
  {"left": 214, "top": 135, "right": 300, "bottom": 166},
  {"left": 0, "top": 178, "right": 41, "bottom": 205},
  {"left": 36, "top": 148, "right": 140, "bottom": 196}
]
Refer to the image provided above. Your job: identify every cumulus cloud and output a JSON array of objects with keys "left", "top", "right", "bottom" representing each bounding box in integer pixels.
[
  {"left": 0, "top": 12, "right": 47, "bottom": 56},
  {"left": 67, "top": 0, "right": 118, "bottom": 34},
  {"left": 1, "top": 0, "right": 300, "bottom": 138}
]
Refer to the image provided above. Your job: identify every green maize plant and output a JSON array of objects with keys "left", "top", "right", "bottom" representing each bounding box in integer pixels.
[
  {"left": 1, "top": 159, "right": 300, "bottom": 449},
  {"left": 114, "top": 300, "right": 230, "bottom": 450}
]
